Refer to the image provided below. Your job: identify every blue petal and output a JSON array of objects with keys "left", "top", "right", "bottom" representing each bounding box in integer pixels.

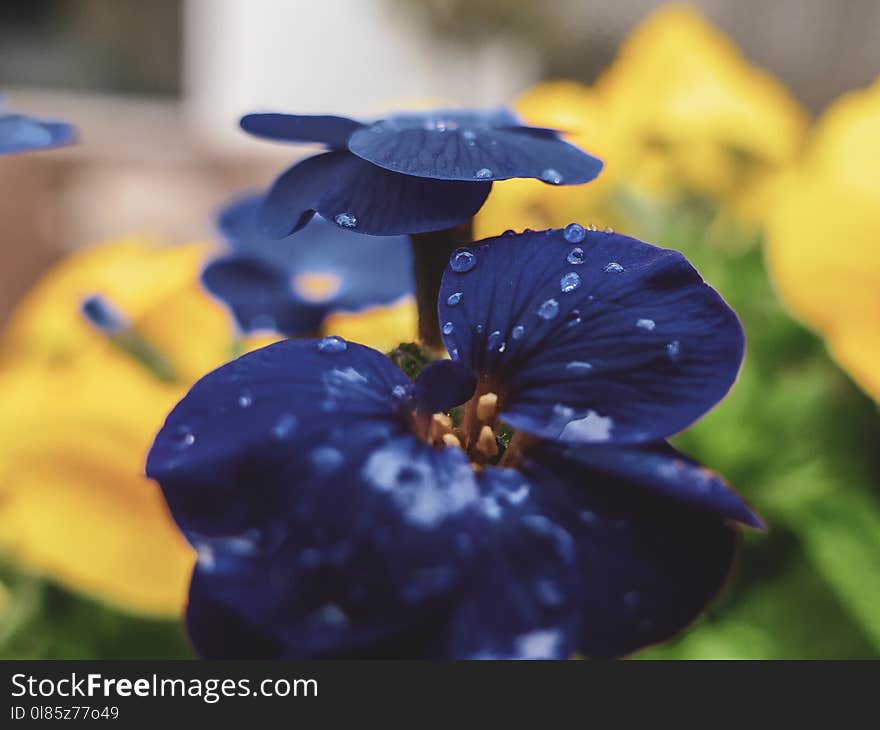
[
  {"left": 261, "top": 150, "right": 492, "bottom": 237},
  {"left": 548, "top": 441, "right": 762, "bottom": 528},
  {"left": 414, "top": 359, "right": 476, "bottom": 414},
  {"left": 522, "top": 444, "right": 739, "bottom": 658},
  {"left": 0, "top": 113, "right": 76, "bottom": 154},
  {"left": 240, "top": 113, "right": 363, "bottom": 148},
  {"left": 348, "top": 110, "right": 603, "bottom": 183},
  {"left": 438, "top": 228, "right": 744, "bottom": 445},
  {"left": 201, "top": 256, "right": 326, "bottom": 335},
  {"left": 444, "top": 466, "right": 583, "bottom": 659},
  {"left": 208, "top": 194, "right": 413, "bottom": 332}
]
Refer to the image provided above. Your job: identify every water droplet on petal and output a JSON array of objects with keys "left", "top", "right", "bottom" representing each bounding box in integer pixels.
[
  {"left": 442, "top": 321, "right": 454, "bottom": 335},
  {"left": 334, "top": 212, "right": 357, "bottom": 228},
  {"left": 316, "top": 336, "right": 347, "bottom": 353},
  {"left": 604, "top": 262, "right": 625, "bottom": 273},
  {"left": 487, "top": 330, "right": 503, "bottom": 350},
  {"left": 563, "top": 223, "right": 586, "bottom": 243},
  {"left": 502, "top": 229, "right": 516, "bottom": 237},
  {"left": 474, "top": 323, "right": 485, "bottom": 334},
  {"left": 173, "top": 425, "right": 195, "bottom": 449},
  {"left": 237, "top": 389, "right": 254, "bottom": 408},
  {"left": 512, "top": 324, "right": 525, "bottom": 340},
  {"left": 537, "top": 299, "right": 559, "bottom": 320},
  {"left": 446, "top": 291, "right": 462, "bottom": 306},
  {"left": 666, "top": 340, "right": 682, "bottom": 361},
  {"left": 566, "top": 361, "right": 592, "bottom": 374},
  {"left": 540, "top": 168, "right": 563, "bottom": 184},
  {"left": 560, "top": 272, "right": 581, "bottom": 293},
  {"left": 475, "top": 167, "right": 493, "bottom": 179},
  {"left": 450, "top": 248, "right": 476, "bottom": 272},
  {"left": 271, "top": 413, "right": 297, "bottom": 440},
  {"left": 604, "top": 226, "right": 615, "bottom": 234},
  {"left": 636, "top": 318, "right": 656, "bottom": 331},
  {"left": 567, "top": 247, "right": 585, "bottom": 264},
  {"left": 565, "top": 309, "right": 582, "bottom": 328}
]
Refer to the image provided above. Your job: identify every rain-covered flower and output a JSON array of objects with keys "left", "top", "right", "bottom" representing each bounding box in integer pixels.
[
  {"left": 240, "top": 108, "right": 603, "bottom": 237},
  {"left": 147, "top": 226, "right": 758, "bottom": 659},
  {"left": 202, "top": 194, "right": 414, "bottom": 336},
  {"left": 766, "top": 75, "right": 880, "bottom": 402},
  {"left": 0, "top": 98, "right": 76, "bottom": 154}
]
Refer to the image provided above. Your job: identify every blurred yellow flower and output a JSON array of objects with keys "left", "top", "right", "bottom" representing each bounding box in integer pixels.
[
  {"left": 0, "top": 237, "right": 237, "bottom": 616},
  {"left": 477, "top": 4, "right": 808, "bottom": 238},
  {"left": 766, "top": 76, "right": 880, "bottom": 402},
  {"left": 322, "top": 297, "right": 417, "bottom": 354}
]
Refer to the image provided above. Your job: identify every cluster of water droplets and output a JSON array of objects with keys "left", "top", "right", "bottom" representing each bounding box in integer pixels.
[{"left": 334, "top": 212, "right": 357, "bottom": 228}]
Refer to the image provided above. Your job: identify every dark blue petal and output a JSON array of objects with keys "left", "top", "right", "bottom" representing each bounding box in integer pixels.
[
  {"left": 443, "top": 466, "right": 582, "bottom": 659},
  {"left": 522, "top": 444, "right": 739, "bottom": 658},
  {"left": 146, "top": 338, "right": 416, "bottom": 536},
  {"left": 261, "top": 150, "right": 492, "bottom": 237},
  {"left": 548, "top": 441, "right": 762, "bottom": 528},
  {"left": 81, "top": 295, "right": 129, "bottom": 335},
  {"left": 201, "top": 256, "right": 326, "bottom": 335},
  {"left": 414, "top": 359, "right": 476, "bottom": 414},
  {"left": 438, "top": 228, "right": 744, "bottom": 445},
  {"left": 240, "top": 113, "right": 363, "bottom": 148},
  {"left": 208, "top": 195, "right": 413, "bottom": 333},
  {"left": 348, "top": 111, "right": 603, "bottom": 183},
  {"left": 0, "top": 113, "right": 76, "bottom": 154}
]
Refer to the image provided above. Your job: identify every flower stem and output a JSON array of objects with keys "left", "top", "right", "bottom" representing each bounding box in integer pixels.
[{"left": 409, "top": 221, "right": 473, "bottom": 351}]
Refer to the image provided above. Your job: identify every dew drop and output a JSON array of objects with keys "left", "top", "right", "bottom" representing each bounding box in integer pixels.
[
  {"left": 566, "top": 361, "right": 592, "bottom": 375},
  {"left": 565, "top": 309, "right": 582, "bottom": 328},
  {"left": 446, "top": 291, "right": 463, "bottom": 306},
  {"left": 512, "top": 324, "right": 525, "bottom": 340},
  {"left": 487, "top": 330, "right": 503, "bottom": 350},
  {"left": 604, "top": 262, "right": 625, "bottom": 273},
  {"left": 334, "top": 212, "right": 357, "bottom": 228},
  {"left": 316, "top": 336, "right": 347, "bottom": 354},
  {"left": 474, "top": 323, "right": 485, "bottom": 334},
  {"left": 636, "top": 318, "right": 656, "bottom": 331},
  {"left": 237, "top": 389, "right": 254, "bottom": 408},
  {"left": 560, "top": 272, "right": 581, "bottom": 293},
  {"left": 442, "top": 321, "right": 455, "bottom": 335},
  {"left": 172, "top": 426, "right": 195, "bottom": 449},
  {"left": 666, "top": 340, "right": 682, "bottom": 361},
  {"left": 566, "top": 247, "right": 585, "bottom": 264},
  {"left": 450, "top": 248, "right": 476, "bottom": 273},
  {"left": 604, "top": 226, "right": 615, "bottom": 234},
  {"left": 537, "top": 298, "right": 559, "bottom": 320},
  {"left": 271, "top": 413, "right": 297, "bottom": 440},
  {"left": 563, "top": 223, "right": 586, "bottom": 243},
  {"left": 540, "top": 168, "right": 563, "bottom": 185},
  {"left": 474, "top": 167, "right": 493, "bottom": 179},
  {"left": 502, "top": 229, "right": 516, "bottom": 237}
]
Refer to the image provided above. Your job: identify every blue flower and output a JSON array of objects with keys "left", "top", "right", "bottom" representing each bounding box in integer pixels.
[
  {"left": 202, "top": 194, "right": 413, "bottom": 335},
  {"left": 0, "top": 99, "right": 76, "bottom": 154},
  {"left": 240, "top": 109, "right": 603, "bottom": 237},
  {"left": 147, "top": 226, "right": 758, "bottom": 659}
]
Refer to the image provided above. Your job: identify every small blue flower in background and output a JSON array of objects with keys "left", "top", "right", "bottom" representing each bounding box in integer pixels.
[
  {"left": 147, "top": 226, "right": 758, "bottom": 659},
  {"left": 0, "top": 97, "right": 76, "bottom": 154},
  {"left": 202, "top": 194, "right": 413, "bottom": 335},
  {"left": 240, "top": 109, "right": 603, "bottom": 237}
]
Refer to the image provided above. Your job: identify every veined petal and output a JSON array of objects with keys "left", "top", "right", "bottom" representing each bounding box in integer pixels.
[
  {"left": 349, "top": 110, "right": 603, "bottom": 183},
  {"left": 260, "top": 150, "right": 492, "bottom": 238},
  {"left": 522, "top": 444, "right": 739, "bottom": 658},
  {"left": 438, "top": 228, "right": 744, "bottom": 444},
  {"left": 240, "top": 113, "right": 364, "bottom": 148}
]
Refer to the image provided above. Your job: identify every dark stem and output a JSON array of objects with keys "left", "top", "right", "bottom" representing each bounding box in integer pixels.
[{"left": 409, "top": 221, "right": 473, "bottom": 351}]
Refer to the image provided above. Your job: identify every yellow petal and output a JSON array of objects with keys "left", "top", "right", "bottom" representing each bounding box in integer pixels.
[{"left": 321, "top": 297, "right": 418, "bottom": 353}]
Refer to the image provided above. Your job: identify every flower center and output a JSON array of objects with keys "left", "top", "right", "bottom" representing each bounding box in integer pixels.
[{"left": 292, "top": 271, "right": 342, "bottom": 303}]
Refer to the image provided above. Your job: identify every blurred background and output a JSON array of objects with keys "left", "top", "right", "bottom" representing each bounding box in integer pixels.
[{"left": 1, "top": 0, "right": 879, "bottom": 658}]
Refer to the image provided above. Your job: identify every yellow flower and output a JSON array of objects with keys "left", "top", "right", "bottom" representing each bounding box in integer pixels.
[
  {"left": 0, "top": 237, "right": 242, "bottom": 616},
  {"left": 597, "top": 4, "right": 808, "bottom": 222},
  {"left": 766, "top": 76, "right": 880, "bottom": 401},
  {"left": 322, "top": 297, "right": 417, "bottom": 354},
  {"left": 477, "top": 5, "right": 808, "bottom": 238}
]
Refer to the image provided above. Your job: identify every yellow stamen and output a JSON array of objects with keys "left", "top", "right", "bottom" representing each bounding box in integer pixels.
[
  {"left": 475, "top": 425, "right": 499, "bottom": 458},
  {"left": 476, "top": 392, "right": 499, "bottom": 422},
  {"left": 442, "top": 433, "right": 462, "bottom": 449}
]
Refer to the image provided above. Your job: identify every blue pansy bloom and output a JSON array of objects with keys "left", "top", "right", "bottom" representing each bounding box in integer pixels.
[
  {"left": 202, "top": 194, "right": 413, "bottom": 335},
  {"left": 240, "top": 109, "right": 603, "bottom": 237},
  {"left": 147, "top": 226, "right": 758, "bottom": 659},
  {"left": 0, "top": 98, "right": 76, "bottom": 154}
]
